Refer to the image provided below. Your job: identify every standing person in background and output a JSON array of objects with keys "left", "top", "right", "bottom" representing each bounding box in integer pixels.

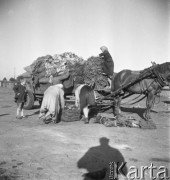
[
  {"left": 2, "top": 77, "right": 7, "bottom": 87},
  {"left": 13, "top": 76, "right": 27, "bottom": 119},
  {"left": 99, "top": 46, "right": 114, "bottom": 88}
]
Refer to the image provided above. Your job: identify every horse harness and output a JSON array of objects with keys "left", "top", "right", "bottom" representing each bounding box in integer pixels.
[
  {"left": 121, "top": 64, "right": 167, "bottom": 105},
  {"left": 152, "top": 65, "right": 167, "bottom": 88},
  {"left": 137, "top": 64, "right": 167, "bottom": 94}
]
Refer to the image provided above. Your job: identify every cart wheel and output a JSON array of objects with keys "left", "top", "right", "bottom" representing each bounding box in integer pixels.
[{"left": 24, "top": 90, "right": 35, "bottom": 110}]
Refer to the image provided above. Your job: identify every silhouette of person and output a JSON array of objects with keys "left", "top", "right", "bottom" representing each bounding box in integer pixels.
[{"left": 77, "top": 137, "right": 127, "bottom": 180}]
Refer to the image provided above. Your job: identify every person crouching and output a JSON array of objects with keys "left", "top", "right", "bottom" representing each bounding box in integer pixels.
[{"left": 39, "top": 84, "right": 65, "bottom": 124}]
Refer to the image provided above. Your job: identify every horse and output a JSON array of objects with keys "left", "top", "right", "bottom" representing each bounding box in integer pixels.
[
  {"left": 75, "top": 84, "right": 96, "bottom": 124},
  {"left": 111, "top": 62, "right": 170, "bottom": 120},
  {"left": 75, "top": 84, "right": 86, "bottom": 108}
]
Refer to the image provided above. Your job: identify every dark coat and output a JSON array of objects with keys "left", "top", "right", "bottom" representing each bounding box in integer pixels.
[
  {"left": 99, "top": 50, "right": 114, "bottom": 76},
  {"left": 13, "top": 83, "right": 27, "bottom": 103},
  {"left": 62, "top": 74, "right": 74, "bottom": 89}
]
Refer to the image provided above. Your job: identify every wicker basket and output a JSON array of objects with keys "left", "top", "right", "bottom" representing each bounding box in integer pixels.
[{"left": 61, "top": 106, "right": 80, "bottom": 122}]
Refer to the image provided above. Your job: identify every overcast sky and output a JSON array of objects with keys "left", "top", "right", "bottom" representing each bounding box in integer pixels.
[{"left": 0, "top": 0, "right": 169, "bottom": 80}]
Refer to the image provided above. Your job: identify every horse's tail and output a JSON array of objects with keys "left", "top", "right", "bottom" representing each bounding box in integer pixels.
[{"left": 79, "top": 85, "right": 96, "bottom": 111}]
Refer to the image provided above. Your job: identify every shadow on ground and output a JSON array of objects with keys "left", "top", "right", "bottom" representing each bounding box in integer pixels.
[
  {"left": 163, "top": 100, "right": 170, "bottom": 105},
  {"left": 77, "top": 137, "right": 127, "bottom": 180},
  {"left": 0, "top": 113, "right": 10, "bottom": 117},
  {"left": 26, "top": 110, "right": 39, "bottom": 117}
]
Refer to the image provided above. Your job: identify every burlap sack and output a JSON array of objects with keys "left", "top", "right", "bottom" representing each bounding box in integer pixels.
[{"left": 61, "top": 107, "right": 80, "bottom": 122}]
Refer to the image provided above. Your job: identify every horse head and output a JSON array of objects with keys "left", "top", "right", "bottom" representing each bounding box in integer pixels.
[
  {"left": 166, "top": 62, "right": 170, "bottom": 81},
  {"left": 155, "top": 62, "right": 170, "bottom": 87}
]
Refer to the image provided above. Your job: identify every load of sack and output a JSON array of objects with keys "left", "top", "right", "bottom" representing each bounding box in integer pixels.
[
  {"left": 23, "top": 52, "right": 109, "bottom": 90},
  {"left": 84, "top": 56, "right": 108, "bottom": 90}
]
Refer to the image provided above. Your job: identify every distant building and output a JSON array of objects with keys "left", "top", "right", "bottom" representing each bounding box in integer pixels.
[{"left": 0, "top": 80, "right": 15, "bottom": 88}]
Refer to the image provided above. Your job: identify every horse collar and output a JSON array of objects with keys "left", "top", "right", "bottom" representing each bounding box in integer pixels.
[{"left": 153, "top": 67, "right": 166, "bottom": 87}]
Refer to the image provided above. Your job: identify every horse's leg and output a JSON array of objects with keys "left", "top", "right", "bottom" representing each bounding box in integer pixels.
[
  {"left": 79, "top": 110, "right": 84, "bottom": 120},
  {"left": 75, "top": 88, "right": 79, "bottom": 108},
  {"left": 145, "top": 91, "right": 155, "bottom": 120},
  {"left": 113, "top": 96, "right": 121, "bottom": 119},
  {"left": 83, "top": 106, "right": 89, "bottom": 124}
]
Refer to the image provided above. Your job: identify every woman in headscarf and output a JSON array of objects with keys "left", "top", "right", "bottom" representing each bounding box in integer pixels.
[
  {"left": 99, "top": 46, "right": 114, "bottom": 77},
  {"left": 39, "top": 84, "right": 65, "bottom": 124},
  {"left": 99, "top": 46, "right": 114, "bottom": 89}
]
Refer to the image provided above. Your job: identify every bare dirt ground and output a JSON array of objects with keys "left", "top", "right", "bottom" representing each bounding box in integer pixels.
[{"left": 0, "top": 87, "right": 169, "bottom": 180}]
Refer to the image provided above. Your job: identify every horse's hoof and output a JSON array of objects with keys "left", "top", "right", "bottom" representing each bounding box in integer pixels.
[
  {"left": 145, "top": 117, "right": 151, "bottom": 121},
  {"left": 144, "top": 113, "right": 151, "bottom": 121},
  {"left": 84, "top": 118, "right": 89, "bottom": 124}
]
